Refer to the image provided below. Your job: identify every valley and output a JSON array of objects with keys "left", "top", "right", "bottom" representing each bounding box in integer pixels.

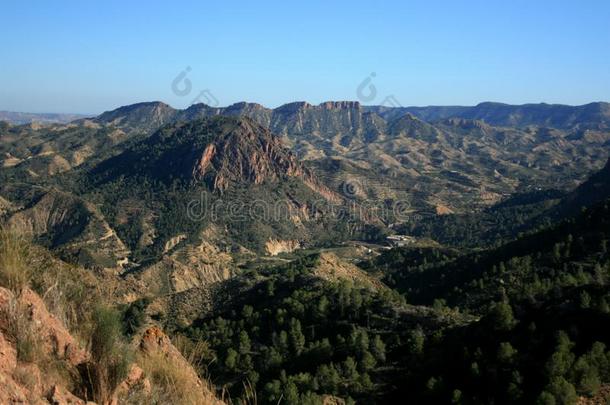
[{"left": 1, "top": 100, "right": 610, "bottom": 404}]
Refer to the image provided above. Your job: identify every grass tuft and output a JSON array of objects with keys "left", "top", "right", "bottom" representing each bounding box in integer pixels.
[{"left": 0, "top": 228, "right": 31, "bottom": 292}]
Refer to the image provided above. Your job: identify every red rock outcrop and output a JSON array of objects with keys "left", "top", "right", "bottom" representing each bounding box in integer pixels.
[{"left": 0, "top": 286, "right": 88, "bottom": 404}]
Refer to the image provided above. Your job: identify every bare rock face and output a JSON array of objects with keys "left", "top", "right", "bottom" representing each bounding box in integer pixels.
[
  {"left": 121, "top": 237, "right": 234, "bottom": 299},
  {"left": 319, "top": 101, "right": 361, "bottom": 110},
  {"left": 0, "top": 286, "right": 224, "bottom": 405},
  {"left": 190, "top": 117, "right": 308, "bottom": 191},
  {"left": 20, "top": 288, "right": 89, "bottom": 366},
  {"left": 312, "top": 252, "right": 387, "bottom": 290},
  {"left": 265, "top": 238, "right": 301, "bottom": 256},
  {"left": 48, "top": 385, "right": 87, "bottom": 405},
  {"left": 0, "top": 287, "right": 88, "bottom": 367},
  {"left": 0, "top": 287, "right": 88, "bottom": 404},
  {"left": 0, "top": 329, "right": 17, "bottom": 373}
]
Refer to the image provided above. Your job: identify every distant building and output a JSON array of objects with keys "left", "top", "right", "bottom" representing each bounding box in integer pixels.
[{"left": 386, "top": 235, "right": 416, "bottom": 247}]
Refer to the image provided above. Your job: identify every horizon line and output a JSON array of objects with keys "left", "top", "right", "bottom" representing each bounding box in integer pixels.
[{"left": 2, "top": 99, "right": 609, "bottom": 117}]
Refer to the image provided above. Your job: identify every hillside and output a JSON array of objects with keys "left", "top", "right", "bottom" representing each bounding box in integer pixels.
[
  {"left": 62, "top": 116, "right": 376, "bottom": 269},
  {"left": 87, "top": 100, "right": 609, "bottom": 213},
  {"left": 0, "top": 230, "right": 224, "bottom": 404},
  {"left": 0, "top": 111, "right": 89, "bottom": 125},
  {"left": 366, "top": 102, "right": 610, "bottom": 129},
  {"left": 2, "top": 99, "right": 610, "bottom": 404},
  {"left": 3, "top": 100, "right": 608, "bottom": 220}
]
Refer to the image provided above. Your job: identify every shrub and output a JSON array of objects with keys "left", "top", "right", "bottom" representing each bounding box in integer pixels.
[
  {"left": 83, "top": 305, "right": 132, "bottom": 403},
  {"left": 121, "top": 297, "right": 151, "bottom": 336}
]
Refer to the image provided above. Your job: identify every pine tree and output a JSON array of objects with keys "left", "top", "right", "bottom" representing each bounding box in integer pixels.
[
  {"left": 289, "top": 318, "right": 306, "bottom": 355},
  {"left": 371, "top": 335, "right": 386, "bottom": 362}
]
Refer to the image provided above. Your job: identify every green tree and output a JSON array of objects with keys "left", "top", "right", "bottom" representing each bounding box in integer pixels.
[
  {"left": 451, "top": 389, "right": 462, "bottom": 404},
  {"left": 283, "top": 380, "right": 299, "bottom": 404},
  {"left": 579, "top": 291, "right": 591, "bottom": 309},
  {"left": 360, "top": 350, "right": 376, "bottom": 372},
  {"left": 489, "top": 301, "right": 517, "bottom": 331},
  {"left": 225, "top": 348, "right": 238, "bottom": 371},
  {"left": 264, "top": 346, "right": 283, "bottom": 371},
  {"left": 536, "top": 391, "right": 556, "bottom": 405},
  {"left": 371, "top": 335, "right": 386, "bottom": 362},
  {"left": 572, "top": 357, "right": 601, "bottom": 396},
  {"left": 545, "top": 332, "right": 575, "bottom": 378},
  {"left": 408, "top": 326, "right": 425, "bottom": 355},
  {"left": 547, "top": 377, "right": 577, "bottom": 405},
  {"left": 343, "top": 356, "right": 360, "bottom": 382},
  {"left": 497, "top": 341, "right": 517, "bottom": 364},
  {"left": 316, "top": 364, "right": 341, "bottom": 394},
  {"left": 264, "top": 380, "right": 282, "bottom": 403},
  {"left": 289, "top": 318, "right": 306, "bottom": 355},
  {"left": 238, "top": 330, "right": 251, "bottom": 355}
]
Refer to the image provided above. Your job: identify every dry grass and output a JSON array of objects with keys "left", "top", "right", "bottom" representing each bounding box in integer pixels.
[
  {"left": 30, "top": 253, "right": 102, "bottom": 340},
  {"left": 0, "top": 297, "right": 45, "bottom": 363},
  {"left": 0, "top": 228, "right": 31, "bottom": 292},
  {"left": 136, "top": 345, "right": 226, "bottom": 405},
  {"left": 12, "top": 364, "right": 40, "bottom": 391},
  {"left": 173, "top": 333, "right": 216, "bottom": 372},
  {"left": 82, "top": 305, "right": 132, "bottom": 404},
  {"left": 137, "top": 350, "right": 207, "bottom": 405}
]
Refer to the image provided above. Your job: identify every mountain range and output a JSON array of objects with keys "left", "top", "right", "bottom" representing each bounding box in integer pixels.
[
  {"left": 2, "top": 98, "right": 610, "bottom": 404},
  {"left": 1, "top": 100, "right": 609, "bottom": 267},
  {"left": 0, "top": 111, "right": 90, "bottom": 125}
]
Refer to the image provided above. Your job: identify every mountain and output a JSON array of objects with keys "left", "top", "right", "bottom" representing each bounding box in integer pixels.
[
  {"left": 93, "top": 100, "right": 385, "bottom": 152},
  {"left": 0, "top": 119, "right": 131, "bottom": 177},
  {"left": 91, "top": 101, "right": 610, "bottom": 143},
  {"left": 0, "top": 111, "right": 89, "bottom": 125},
  {"left": 3, "top": 100, "right": 608, "bottom": 239},
  {"left": 65, "top": 116, "right": 377, "bottom": 266},
  {"left": 93, "top": 101, "right": 176, "bottom": 133},
  {"left": 3, "top": 99, "right": 610, "bottom": 405},
  {"left": 366, "top": 101, "right": 610, "bottom": 129},
  {"left": 555, "top": 157, "right": 610, "bottom": 216},
  {"left": 89, "top": 115, "right": 339, "bottom": 197},
  {"left": 86, "top": 100, "right": 609, "bottom": 213}
]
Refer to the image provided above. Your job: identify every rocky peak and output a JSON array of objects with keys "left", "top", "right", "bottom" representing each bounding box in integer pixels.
[
  {"left": 189, "top": 116, "right": 308, "bottom": 191},
  {"left": 95, "top": 101, "right": 177, "bottom": 132},
  {"left": 224, "top": 101, "right": 269, "bottom": 114},
  {"left": 275, "top": 101, "right": 313, "bottom": 114},
  {"left": 388, "top": 112, "right": 439, "bottom": 140},
  {"left": 441, "top": 117, "right": 493, "bottom": 131},
  {"left": 318, "top": 101, "right": 361, "bottom": 110}
]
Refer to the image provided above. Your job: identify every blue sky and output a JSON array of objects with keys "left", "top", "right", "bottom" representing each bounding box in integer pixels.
[{"left": 1, "top": 0, "right": 609, "bottom": 114}]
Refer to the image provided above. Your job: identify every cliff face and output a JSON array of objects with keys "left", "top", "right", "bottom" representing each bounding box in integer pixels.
[
  {"left": 265, "top": 238, "right": 301, "bottom": 256},
  {"left": 189, "top": 117, "right": 308, "bottom": 191},
  {"left": 93, "top": 100, "right": 382, "bottom": 149}
]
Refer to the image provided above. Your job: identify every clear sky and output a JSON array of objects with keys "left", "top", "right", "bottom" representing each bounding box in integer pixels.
[{"left": 1, "top": 0, "right": 610, "bottom": 114}]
